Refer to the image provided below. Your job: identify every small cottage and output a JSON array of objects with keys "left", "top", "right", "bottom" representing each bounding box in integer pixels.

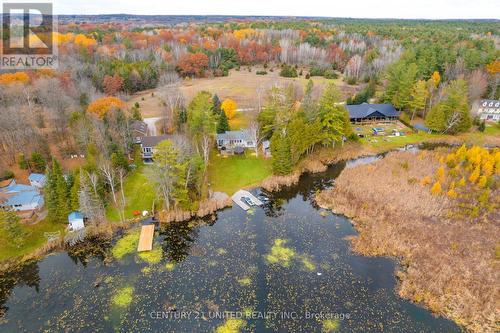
[{"left": 68, "top": 211, "right": 85, "bottom": 231}]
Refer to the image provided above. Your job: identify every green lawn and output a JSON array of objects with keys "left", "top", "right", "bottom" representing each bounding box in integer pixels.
[
  {"left": 106, "top": 166, "right": 156, "bottom": 222},
  {"left": 208, "top": 150, "right": 272, "bottom": 195},
  {"left": 360, "top": 131, "right": 440, "bottom": 149},
  {"left": 0, "top": 218, "right": 66, "bottom": 261}
]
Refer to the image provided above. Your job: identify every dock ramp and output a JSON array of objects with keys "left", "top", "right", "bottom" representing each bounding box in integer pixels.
[{"left": 137, "top": 224, "right": 155, "bottom": 252}]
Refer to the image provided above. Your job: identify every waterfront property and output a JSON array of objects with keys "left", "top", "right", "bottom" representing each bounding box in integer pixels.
[
  {"left": 216, "top": 130, "right": 256, "bottom": 154},
  {"left": 140, "top": 135, "right": 170, "bottom": 161},
  {"left": 68, "top": 211, "right": 85, "bottom": 231},
  {"left": 346, "top": 103, "right": 400, "bottom": 123}
]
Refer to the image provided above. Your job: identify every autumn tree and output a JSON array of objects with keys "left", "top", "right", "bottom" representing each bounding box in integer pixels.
[
  {"left": 87, "top": 96, "right": 126, "bottom": 118},
  {"left": 221, "top": 98, "right": 237, "bottom": 120},
  {"left": 177, "top": 52, "right": 209, "bottom": 77},
  {"left": 102, "top": 73, "right": 124, "bottom": 95}
]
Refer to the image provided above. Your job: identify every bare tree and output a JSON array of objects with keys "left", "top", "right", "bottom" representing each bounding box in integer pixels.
[
  {"left": 248, "top": 121, "right": 261, "bottom": 156},
  {"left": 468, "top": 69, "right": 488, "bottom": 101},
  {"left": 99, "top": 160, "right": 117, "bottom": 205}
]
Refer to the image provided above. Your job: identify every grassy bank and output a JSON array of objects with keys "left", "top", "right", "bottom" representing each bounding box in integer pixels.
[
  {"left": 208, "top": 150, "right": 272, "bottom": 195},
  {"left": 106, "top": 166, "right": 156, "bottom": 222},
  {"left": 0, "top": 218, "right": 66, "bottom": 262},
  {"left": 316, "top": 149, "right": 499, "bottom": 332}
]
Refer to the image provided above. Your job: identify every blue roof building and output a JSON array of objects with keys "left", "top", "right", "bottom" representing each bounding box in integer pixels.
[
  {"left": 68, "top": 211, "right": 85, "bottom": 231},
  {"left": 0, "top": 180, "right": 44, "bottom": 212},
  {"left": 28, "top": 173, "right": 47, "bottom": 188}
]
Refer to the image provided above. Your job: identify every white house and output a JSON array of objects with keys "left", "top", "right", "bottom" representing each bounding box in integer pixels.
[
  {"left": 475, "top": 99, "right": 500, "bottom": 122},
  {"left": 28, "top": 173, "right": 46, "bottom": 188},
  {"left": 68, "top": 211, "right": 85, "bottom": 231},
  {"left": 216, "top": 130, "right": 256, "bottom": 153}
]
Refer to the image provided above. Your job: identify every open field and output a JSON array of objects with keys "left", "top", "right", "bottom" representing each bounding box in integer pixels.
[
  {"left": 106, "top": 166, "right": 156, "bottom": 222},
  {"left": 208, "top": 150, "right": 272, "bottom": 195},
  {"left": 126, "top": 67, "right": 362, "bottom": 118},
  {"left": 0, "top": 218, "right": 65, "bottom": 262}
]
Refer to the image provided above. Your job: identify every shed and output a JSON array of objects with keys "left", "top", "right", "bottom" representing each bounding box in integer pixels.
[{"left": 68, "top": 211, "right": 85, "bottom": 231}]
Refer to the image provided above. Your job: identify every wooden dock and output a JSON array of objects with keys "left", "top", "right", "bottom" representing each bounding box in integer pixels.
[
  {"left": 137, "top": 224, "right": 155, "bottom": 252},
  {"left": 231, "top": 190, "right": 263, "bottom": 211}
]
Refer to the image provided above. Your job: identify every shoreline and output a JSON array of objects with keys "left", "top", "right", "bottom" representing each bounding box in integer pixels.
[{"left": 2, "top": 136, "right": 498, "bottom": 273}]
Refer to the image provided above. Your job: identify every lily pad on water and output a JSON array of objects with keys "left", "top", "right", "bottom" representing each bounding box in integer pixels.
[
  {"left": 165, "top": 262, "right": 176, "bottom": 271},
  {"left": 237, "top": 277, "right": 252, "bottom": 286},
  {"left": 216, "top": 318, "right": 247, "bottom": 333},
  {"left": 111, "top": 229, "right": 140, "bottom": 260},
  {"left": 138, "top": 246, "right": 162, "bottom": 264},
  {"left": 322, "top": 318, "right": 340, "bottom": 332},
  {"left": 300, "top": 256, "right": 316, "bottom": 271},
  {"left": 111, "top": 286, "right": 135, "bottom": 308},
  {"left": 265, "top": 239, "right": 296, "bottom": 267}
]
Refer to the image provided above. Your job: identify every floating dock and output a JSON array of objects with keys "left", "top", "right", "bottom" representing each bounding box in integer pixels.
[
  {"left": 231, "top": 190, "right": 263, "bottom": 211},
  {"left": 137, "top": 224, "right": 155, "bottom": 252}
]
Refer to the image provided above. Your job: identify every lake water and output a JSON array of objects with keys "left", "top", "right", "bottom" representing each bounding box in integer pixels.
[{"left": 0, "top": 160, "right": 460, "bottom": 332}]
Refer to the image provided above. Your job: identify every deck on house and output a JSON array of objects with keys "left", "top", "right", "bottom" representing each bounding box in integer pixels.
[
  {"left": 137, "top": 224, "right": 155, "bottom": 252},
  {"left": 231, "top": 190, "right": 263, "bottom": 211}
]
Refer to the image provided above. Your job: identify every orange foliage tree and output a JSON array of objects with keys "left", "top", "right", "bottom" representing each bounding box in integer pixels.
[
  {"left": 485, "top": 60, "right": 500, "bottom": 75},
  {"left": 102, "top": 74, "right": 124, "bottom": 95},
  {"left": 0, "top": 72, "right": 30, "bottom": 85},
  {"left": 87, "top": 96, "right": 125, "bottom": 118},
  {"left": 177, "top": 52, "right": 209, "bottom": 77},
  {"left": 221, "top": 99, "right": 237, "bottom": 119}
]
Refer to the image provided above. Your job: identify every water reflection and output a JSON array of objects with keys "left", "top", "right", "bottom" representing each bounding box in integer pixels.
[
  {"left": 0, "top": 261, "right": 40, "bottom": 318},
  {"left": 160, "top": 220, "right": 200, "bottom": 263}
]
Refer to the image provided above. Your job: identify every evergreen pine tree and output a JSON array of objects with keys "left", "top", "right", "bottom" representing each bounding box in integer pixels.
[
  {"left": 212, "top": 94, "right": 222, "bottom": 115},
  {"left": 270, "top": 131, "right": 293, "bottom": 175},
  {"left": 216, "top": 110, "right": 230, "bottom": 134}
]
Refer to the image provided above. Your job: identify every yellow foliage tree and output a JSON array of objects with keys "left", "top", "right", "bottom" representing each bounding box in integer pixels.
[
  {"left": 437, "top": 166, "right": 446, "bottom": 183},
  {"left": 87, "top": 96, "right": 125, "bottom": 118},
  {"left": 485, "top": 60, "right": 500, "bottom": 75},
  {"left": 74, "top": 34, "right": 97, "bottom": 48},
  {"left": 477, "top": 176, "right": 488, "bottom": 188},
  {"left": 429, "top": 71, "right": 441, "bottom": 88},
  {"left": 447, "top": 188, "right": 458, "bottom": 198},
  {"left": 221, "top": 99, "right": 237, "bottom": 120},
  {"left": 0, "top": 72, "right": 29, "bottom": 85},
  {"left": 457, "top": 177, "right": 466, "bottom": 187},
  {"left": 469, "top": 166, "right": 480, "bottom": 184},
  {"left": 430, "top": 181, "right": 442, "bottom": 195}
]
